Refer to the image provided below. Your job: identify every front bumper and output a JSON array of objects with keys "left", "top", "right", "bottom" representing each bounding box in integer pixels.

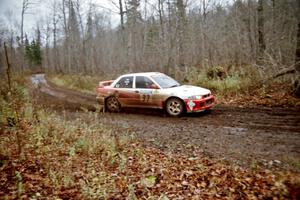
[{"left": 184, "top": 96, "right": 216, "bottom": 113}]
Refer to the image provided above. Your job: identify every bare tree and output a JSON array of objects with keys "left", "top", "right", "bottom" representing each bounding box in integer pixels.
[
  {"left": 52, "top": 0, "right": 59, "bottom": 72},
  {"left": 294, "top": 0, "right": 300, "bottom": 97},
  {"left": 110, "top": 0, "right": 127, "bottom": 67},
  {"left": 166, "top": 0, "right": 174, "bottom": 73},
  {"left": 20, "top": 0, "right": 36, "bottom": 71},
  {"left": 246, "top": 0, "right": 255, "bottom": 61},
  {"left": 68, "top": 0, "right": 80, "bottom": 72},
  {"left": 75, "top": 0, "right": 88, "bottom": 73},
  {"left": 126, "top": 0, "right": 142, "bottom": 71},
  {"left": 257, "top": 0, "right": 266, "bottom": 65},
  {"left": 199, "top": 0, "right": 210, "bottom": 68},
  {"left": 118, "top": 0, "right": 125, "bottom": 31},
  {"left": 177, "top": 0, "right": 186, "bottom": 71},
  {"left": 61, "top": 0, "right": 70, "bottom": 72},
  {"left": 21, "top": 0, "right": 31, "bottom": 46}
]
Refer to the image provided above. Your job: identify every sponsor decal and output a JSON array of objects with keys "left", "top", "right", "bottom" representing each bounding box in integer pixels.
[
  {"left": 153, "top": 90, "right": 159, "bottom": 94},
  {"left": 140, "top": 90, "right": 153, "bottom": 95},
  {"left": 187, "top": 100, "right": 195, "bottom": 111}
]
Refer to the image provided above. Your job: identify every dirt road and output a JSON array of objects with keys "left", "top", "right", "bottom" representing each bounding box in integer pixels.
[{"left": 31, "top": 74, "right": 300, "bottom": 170}]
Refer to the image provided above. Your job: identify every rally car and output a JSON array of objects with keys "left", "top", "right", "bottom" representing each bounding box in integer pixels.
[{"left": 96, "top": 72, "right": 216, "bottom": 117}]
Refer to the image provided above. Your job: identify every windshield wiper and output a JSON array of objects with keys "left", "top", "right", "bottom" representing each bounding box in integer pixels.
[{"left": 169, "top": 84, "right": 180, "bottom": 88}]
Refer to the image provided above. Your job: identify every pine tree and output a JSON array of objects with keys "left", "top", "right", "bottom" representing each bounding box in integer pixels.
[
  {"left": 31, "top": 40, "right": 42, "bottom": 65},
  {"left": 24, "top": 38, "right": 42, "bottom": 67},
  {"left": 24, "top": 35, "right": 32, "bottom": 64}
]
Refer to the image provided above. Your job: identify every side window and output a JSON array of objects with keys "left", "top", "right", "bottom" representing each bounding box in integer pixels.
[
  {"left": 136, "top": 76, "right": 155, "bottom": 89},
  {"left": 115, "top": 76, "right": 133, "bottom": 88}
]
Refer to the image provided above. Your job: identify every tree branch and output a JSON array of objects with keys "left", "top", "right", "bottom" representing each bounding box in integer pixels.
[{"left": 272, "top": 66, "right": 295, "bottom": 79}]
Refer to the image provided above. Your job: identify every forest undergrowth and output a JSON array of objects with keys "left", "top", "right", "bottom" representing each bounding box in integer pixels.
[{"left": 0, "top": 74, "right": 300, "bottom": 199}]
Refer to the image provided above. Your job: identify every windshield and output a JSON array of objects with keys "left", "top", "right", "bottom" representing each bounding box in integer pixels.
[{"left": 151, "top": 74, "right": 180, "bottom": 89}]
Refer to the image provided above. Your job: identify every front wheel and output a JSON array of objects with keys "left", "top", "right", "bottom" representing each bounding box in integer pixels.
[
  {"left": 105, "top": 96, "right": 121, "bottom": 112},
  {"left": 165, "top": 98, "right": 185, "bottom": 117}
]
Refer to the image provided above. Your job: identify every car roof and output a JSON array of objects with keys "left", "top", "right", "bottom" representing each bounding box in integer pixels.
[{"left": 119, "top": 72, "right": 164, "bottom": 77}]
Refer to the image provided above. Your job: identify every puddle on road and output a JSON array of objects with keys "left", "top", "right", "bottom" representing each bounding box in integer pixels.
[
  {"left": 31, "top": 74, "right": 66, "bottom": 98},
  {"left": 223, "top": 126, "right": 248, "bottom": 136},
  {"left": 31, "top": 74, "right": 48, "bottom": 87}
]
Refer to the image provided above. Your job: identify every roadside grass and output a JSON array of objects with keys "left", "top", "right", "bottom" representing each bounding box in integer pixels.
[
  {"left": 1, "top": 76, "right": 300, "bottom": 199},
  {"left": 184, "top": 65, "right": 261, "bottom": 96},
  {"left": 195, "top": 73, "right": 251, "bottom": 96},
  {"left": 49, "top": 74, "right": 101, "bottom": 94}
]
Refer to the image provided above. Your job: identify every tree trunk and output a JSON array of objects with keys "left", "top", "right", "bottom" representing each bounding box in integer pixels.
[
  {"left": 177, "top": 0, "right": 186, "bottom": 70},
  {"left": 53, "top": 6, "right": 59, "bottom": 72},
  {"left": 4, "top": 42, "right": 12, "bottom": 92},
  {"left": 257, "top": 0, "right": 266, "bottom": 65},
  {"left": 158, "top": 0, "right": 165, "bottom": 72},
  {"left": 294, "top": 0, "right": 300, "bottom": 97},
  {"left": 166, "top": 0, "right": 174, "bottom": 75},
  {"left": 21, "top": 3, "right": 25, "bottom": 47},
  {"left": 62, "top": 0, "right": 70, "bottom": 73},
  {"left": 20, "top": 0, "right": 28, "bottom": 72},
  {"left": 199, "top": 0, "right": 208, "bottom": 69},
  {"left": 247, "top": 0, "right": 255, "bottom": 61},
  {"left": 119, "top": 0, "right": 125, "bottom": 31}
]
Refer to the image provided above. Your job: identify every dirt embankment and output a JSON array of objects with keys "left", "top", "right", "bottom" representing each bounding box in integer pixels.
[{"left": 31, "top": 74, "right": 300, "bottom": 170}]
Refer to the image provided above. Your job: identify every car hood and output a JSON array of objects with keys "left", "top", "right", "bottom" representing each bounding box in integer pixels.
[{"left": 163, "top": 85, "right": 211, "bottom": 99}]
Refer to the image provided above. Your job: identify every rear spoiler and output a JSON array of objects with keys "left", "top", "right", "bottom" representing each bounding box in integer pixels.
[{"left": 99, "top": 80, "right": 114, "bottom": 87}]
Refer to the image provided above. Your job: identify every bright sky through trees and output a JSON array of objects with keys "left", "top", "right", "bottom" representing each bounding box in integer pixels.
[{"left": 0, "top": 0, "right": 119, "bottom": 35}]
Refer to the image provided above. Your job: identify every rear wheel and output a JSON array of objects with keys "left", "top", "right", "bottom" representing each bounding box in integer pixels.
[
  {"left": 165, "top": 98, "right": 184, "bottom": 117},
  {"left": 105, "top": 96, "right": 121, "bottom": 112}
]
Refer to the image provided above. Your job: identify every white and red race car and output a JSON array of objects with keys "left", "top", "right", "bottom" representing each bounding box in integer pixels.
[{"left": 96, "top": 72, "right": 216, "bottom": 116}]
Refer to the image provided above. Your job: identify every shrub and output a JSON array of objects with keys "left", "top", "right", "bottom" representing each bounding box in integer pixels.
[
  {"left": 184, "top": 65, "right": 260, "bottom": 96},
  {"left": 196, "top": 73, "right": 243, "bottom": 95},
  {"left": 206, "top": 66, "right": 227, "bottom": 80}
]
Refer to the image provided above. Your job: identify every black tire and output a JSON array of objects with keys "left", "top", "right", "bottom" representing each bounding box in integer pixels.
[
  {"left": 165, "top": 98, "right": 185, "bottom": 117},
  {"left": 105, "top": 96, "right": 121, "bottom": 112}
]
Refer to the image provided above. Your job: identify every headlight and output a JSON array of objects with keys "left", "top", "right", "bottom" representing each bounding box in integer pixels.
[{"left": 188, "top": 95, "right": 202, "bottom": 100}]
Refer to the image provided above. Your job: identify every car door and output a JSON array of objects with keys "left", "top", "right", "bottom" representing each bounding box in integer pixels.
[
  {"left": 113, "top": 76, "right": 139, "bottom": 107},
  {"left": 134, "top": 76, "right": 160, "bottom": 107}
]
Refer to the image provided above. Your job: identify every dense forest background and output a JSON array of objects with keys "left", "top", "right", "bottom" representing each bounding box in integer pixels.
[{"left": 0, "top": 0, "right": 299, "bottom": 91}]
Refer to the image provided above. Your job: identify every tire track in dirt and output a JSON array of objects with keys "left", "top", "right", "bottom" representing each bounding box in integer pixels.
[
  {"left": 30, "top": 74, "right": 300, "bottom": 170},
  {"left": 30, "top": 74, "right": 98, "bottom": 111},
  {"left": 96, "top": 110, "right": 300, "bottom": 168}
]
